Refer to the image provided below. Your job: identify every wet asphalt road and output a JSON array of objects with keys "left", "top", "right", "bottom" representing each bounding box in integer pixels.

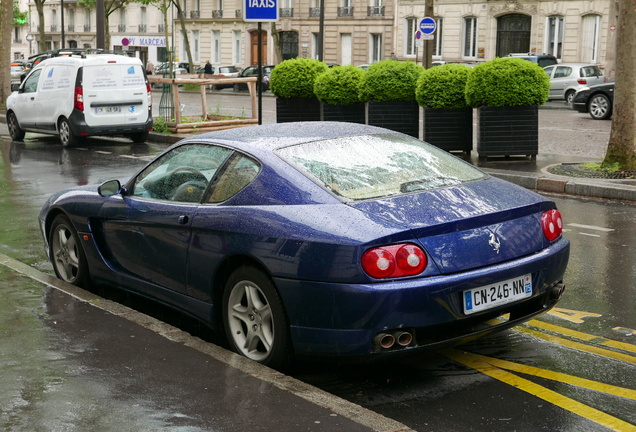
[{"left": 1, "top": 99, "right": 635, "bottom": 431}]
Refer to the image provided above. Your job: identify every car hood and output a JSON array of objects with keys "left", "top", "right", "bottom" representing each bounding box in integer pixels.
[{"left": 351, "top": 177, "right": 554, "bottom": 274}]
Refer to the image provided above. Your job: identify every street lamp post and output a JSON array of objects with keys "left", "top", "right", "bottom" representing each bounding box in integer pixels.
[{"left": 26, "top": 34, "right": 34, "bottom": 55}]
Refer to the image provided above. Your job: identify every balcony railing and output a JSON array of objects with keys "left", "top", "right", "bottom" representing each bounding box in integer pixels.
[
  {"left": 309, "top": 7, "right": 321, "bottom": 17},
  {"left": 158, "top": 24, "right": 165, "bottom": 33},
  {"left": 212, "top": 10, "right": 223, "bottom": 18},
  {"left": 338, "top": 6, "right": 353, "bottom": 16},
  {"left": 84, "top": 24, "right": 91, "bottom": 32},
  {"left": 118, "top": 24, "right": 126, "bottom": 32},
  {"left": 367, "top": 5, "right": 384, "bottom": 16},
  {"left": 138, "top": 24, "right": 147, "bottom": 32},
  {"left": 51, "top": 24, "right": 58, "bottom": 31},
  {"left": 280, "top": 7, "right": 293, "bottom": 17},
  {"left": 178, "top": 11, "right": 187, "bottom": 19},
  {"left": 190, "top": 10, "right": 200, "bottom": 18},
  {"left": 235, "top": 9, "right": 242, "bottom": 18},
  {"left": 67, "top": 24, "right": 75, "bottom": 32}
]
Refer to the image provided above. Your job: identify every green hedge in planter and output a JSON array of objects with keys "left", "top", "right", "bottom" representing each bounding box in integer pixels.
[
  {"left": 416, "top": 64, "right": 472, "bottom": 109},
  {"left": 314, "top": 65, "right": 365, "bottom": 105},
  {"left": 465, "top": 57, "right": 549, "bottom": 107},
  {"left": 359, "top": 60, "right": 423, "bottom": 102},
  {"left": 270, "top": 58, "right": 329, "bottom": 99}
]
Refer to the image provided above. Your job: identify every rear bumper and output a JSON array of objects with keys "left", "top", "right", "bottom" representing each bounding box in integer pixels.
[
  {"left": 69, "top": 109, "right": 153, "bottom": 137},
  {"left": 276, "top": 236, "right": 570, "bottom": 358}
]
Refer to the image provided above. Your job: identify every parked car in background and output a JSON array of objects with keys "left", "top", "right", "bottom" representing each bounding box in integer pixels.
[
  {"left": 7, "top": 52, "right": 153, "bottom": 146},
  {"left": 196, "top": 65, "right": 240, "bottom": 89},
  {"left": 38, "top": 122, "right": 569, "bottom": 369},
  {"left": 154, "top": 61, "right": 191, "bottom": 75},
  {"left": 507, "top": 53, "right": 558, "bottom": 68},
  {"left": 543, "top": 63, "right": 604, "bottom": 104},
  {"left": 233, "top": 65, "right": 274, "bottom": 92},
  {"left": 10, "top": 63, "right": 25, "bottom": 91},
  {"left": 571, "top": 82, "right": 615, "bottom": 120}
]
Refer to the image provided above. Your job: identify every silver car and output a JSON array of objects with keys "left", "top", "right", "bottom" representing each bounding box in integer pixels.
[
  {"left": 543, "top": 63, "right": 604, "bottom": 104},
  {"left": 10, "top": 63, "right": 25, "bottom": 91}
]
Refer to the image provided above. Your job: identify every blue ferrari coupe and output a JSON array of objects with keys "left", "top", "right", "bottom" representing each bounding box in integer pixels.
[{"left": 40, "top": 122, "right": 569, "bottom": 368}]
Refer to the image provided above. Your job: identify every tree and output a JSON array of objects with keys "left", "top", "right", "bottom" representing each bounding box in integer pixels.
[
  {"left": 1, "top": 0, "right": 13, "bottom": 105},
  {"left": 602, "top": 0, "right": 636, "bottom": 170},
  {"left": 32, "top": 0, "right": 48, "bottom": 52},
  {"left": 79, "top": 0, "right": 155, "bottom": 49},
  {"left": 170, "top": 0, "right": 194, "bottom": 72}
]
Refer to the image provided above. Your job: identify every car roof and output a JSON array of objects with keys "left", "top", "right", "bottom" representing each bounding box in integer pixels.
[
  {"left": 546, "top": 63, "right": 600, "bottom": 67},
  {"left": 180, "top": 122, "right": 397, "bottom": 154}
]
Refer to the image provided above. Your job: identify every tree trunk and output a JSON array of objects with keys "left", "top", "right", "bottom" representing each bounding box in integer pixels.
[
  {"left": 603, "top": 0, "right": 636, "bottom": 169},
  {"left": 1, "top": 0, "right": 13, "bottom": 104},
  {"left": 35, "top": 0, "right": 47, "bottom": 52}
]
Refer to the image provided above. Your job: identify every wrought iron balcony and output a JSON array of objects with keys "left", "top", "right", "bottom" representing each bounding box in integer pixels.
[
  {"left": 190, "top": 10, "right": 200, "bottom": 18},
  {"left": 138, "top": 24, "right": 147, "bottom": 32},
  {"left": 158, "top": 24, "right": 165, "bottom": 33},
  {"left": 235, "top": 9, "right": 242, "bottom": 18},
  {"left": 67, "top": 24, "right": 75, "bottom": 32},
  {"left": 309, "top": 7, "right": 321, "bottom": 17},
  {"left": 367, "top": 5, "right": 384, "bottom": 16},
  {"left": 118, "top": 24, "right": 126, "bottom": 32},
  {"left": 51, "top": 24, "right": 58, "bottom": 31},
  {"left": 338, "top": 6, "right": 353, "bottom": 16},
  {"left": 84, "top": 24, "right": 91, "bottom": 32},
  {"left": 280, "top": 7, "right": 293, "bottom": 17},
  {"left": 212, "top": 10, "right": 223, "bottom": 18}
]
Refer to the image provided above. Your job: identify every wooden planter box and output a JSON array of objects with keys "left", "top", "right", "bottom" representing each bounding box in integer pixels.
[
  {"left": 367, "top": 100, "right": 420, "bottom": 138},
  {"left": 321, "top": 102, "right": 366, "bottom": 124},
  {"left": 423, "top": 107, "right": 473, "bottom": 154},
  {"left": 167, "top": 115, "right": 258, "bottom": 134},
  {"left": 477, "top": 105, "right": 538, "bottom": 159},
  {"left": 276, "top": 97, "right": 321, "bottom": 123}
]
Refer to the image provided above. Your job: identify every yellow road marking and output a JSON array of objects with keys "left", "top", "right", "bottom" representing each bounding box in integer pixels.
[
  {"left": 465, "top": 351, "right": 636, "bottom": 401},
  {"left": 516, "top": 326, "right": 636, "bottom": 365},
  {"left": 526, "top": 319, "right": 636, "bottom": 354},
  {"left": 547, "top": 307, "right": 602, "bottom": 323},
  {"left": 442, "top": 348, "right": 636, "bottom": 432}
]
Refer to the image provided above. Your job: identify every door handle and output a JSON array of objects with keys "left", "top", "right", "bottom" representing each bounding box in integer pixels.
[{"left": 178, "top": 215, "right": 189, "bottom": 225}]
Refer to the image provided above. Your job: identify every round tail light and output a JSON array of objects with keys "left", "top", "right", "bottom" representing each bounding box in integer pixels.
[
  {"left": 362, "top": 243, "right": 427, "bottom": 279},
  {"left": 542, "top": 209, "right": 563, "bottom": 241}
]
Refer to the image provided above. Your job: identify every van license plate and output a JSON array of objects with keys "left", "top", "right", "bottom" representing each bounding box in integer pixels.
[
  {"left": 95, "top": 106, "right": 122, "bottom": 114},
  {"left": 463, "top": 274, "right": 532, "bottom": 315}
]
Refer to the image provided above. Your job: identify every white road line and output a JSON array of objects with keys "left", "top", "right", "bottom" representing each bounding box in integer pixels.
[{"left": 566, "top": 223, "right": 614, "bottom": 232}]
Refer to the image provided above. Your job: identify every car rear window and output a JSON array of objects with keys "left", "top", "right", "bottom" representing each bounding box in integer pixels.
[
  {"left": 277, "top": 134, "right": 486, "bottom": 200},
  {"left": 581, "top": 66, "right": 602, "bottom": 77}
]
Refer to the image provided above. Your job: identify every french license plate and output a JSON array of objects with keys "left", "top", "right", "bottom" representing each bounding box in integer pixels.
[
  {"left": 463, "top": 274, "right": 532, "bottom": 315},
  {"left": 95, "top": 106, "right": 121, "bottom": 114}
]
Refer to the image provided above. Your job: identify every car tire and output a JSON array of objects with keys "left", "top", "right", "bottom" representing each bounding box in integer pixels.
[
  {"left": 588, "top": 94, "right": 612, "bottom": 120},
  {"left": 49, "top": 214, "right": 90, "bottom": 287},
  {"left": 222, "top": 266, "right": 291, "bottom": 369},
  {"left": 129, "top": 130, "right": 149, "bottom": 143},
  {"left": 7, "top": 112, "right": 25, "bottom": 141},
  {"left": 565, "top": 91, "right": 575, "bottom": 105},
  {"left": 58, "top": 118, "right": 81, "bottom": 147}
]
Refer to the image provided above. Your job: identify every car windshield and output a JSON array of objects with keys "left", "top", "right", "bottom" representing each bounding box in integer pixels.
[{"left": 277, "top": 134, "right": 486, "bottom": 200}]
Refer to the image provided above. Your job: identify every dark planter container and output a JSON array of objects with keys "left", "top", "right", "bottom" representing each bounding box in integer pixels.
[
  {"left": 321, "top": 102, "right": 366, "bottom": 124},
  {"left": 477, "top": 105, "right": 538, "bottom": 159},
  {"left": 367, "top": 100, "right": 420, "bottom": 138},
  {"left": 276, "top": 97, "right": 321, "bottom": 123},
  {"left": 423, "top": 107, "right": 473, "bottom": 154}
]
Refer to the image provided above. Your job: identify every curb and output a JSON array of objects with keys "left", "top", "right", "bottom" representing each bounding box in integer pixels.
[{"left": 486, "top": 170, "right": 636, "bottom": 202}]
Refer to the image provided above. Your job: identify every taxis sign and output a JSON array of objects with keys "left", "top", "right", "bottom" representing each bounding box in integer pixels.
[{"left": 244, "top": 0, "right": 279, "bottom": 21}]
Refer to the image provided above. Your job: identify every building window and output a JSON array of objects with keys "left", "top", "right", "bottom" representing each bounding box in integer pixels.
[
  {"left": 405, "top": 17, "right": 417, "bottom": 57},
  {"left": 233, "top": 31, "right": 242, "bottom": 65},
  {"left": 370, "top": 33, "right": 382, "bottom": 63},
  {"left": 341, "top": 33, "right": 352, "bottom": 65},
  {"left": 581, "top": 14, "right": 600, "bottom": 63},
  {"left": 192, "top": 30, "right": 200, "bottom": 63},
  {"left": 545, "top": 16, "right": 564, "bottom": 59},
  {"left": 119, "top": 9, "right": 126, "bottom": 32},
  {"left": 84, "top": 10, "right": 91, "bottom": 32},
  {"left": 433, "top": 17, "right": 443, "bottom": 57},
  {"left": 312, "top": 32, "right": 320, "bottom": 59},
  {"left": 463, "top": 16, "right": 477, "bottom": 58},
  {"left": 212, "top": 31, "right": 221, "bottom": 64}
]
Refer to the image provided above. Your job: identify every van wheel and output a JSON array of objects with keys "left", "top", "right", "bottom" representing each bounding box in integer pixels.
[
  {"left": 59, "top": 118, "right": 81, "bottom": 147},
  {"left": 129, "top": 130, "right": 149, "bottom": 143},
  {"left": 7, "top": 112, "right": 25, "bottom": 141}
]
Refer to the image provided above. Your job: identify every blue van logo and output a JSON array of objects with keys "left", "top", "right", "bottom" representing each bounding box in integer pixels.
[
  {"left": 48, "top": 68, "right": 54, "bottom": 78},
  {"left": 127, "top": 66, "right": 135, "bottom": 74}
]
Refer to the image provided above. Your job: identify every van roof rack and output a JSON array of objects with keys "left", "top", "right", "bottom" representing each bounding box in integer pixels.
[{"left": 28, "top": 48, "right": 135, "bottom": 61}]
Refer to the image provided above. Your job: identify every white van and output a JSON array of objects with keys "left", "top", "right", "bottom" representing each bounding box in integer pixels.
[{"left": 6, "top": 52, "right": 153, "bottom": 146}]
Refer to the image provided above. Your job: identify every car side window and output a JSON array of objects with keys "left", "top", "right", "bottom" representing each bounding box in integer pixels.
[
  {"left": 22, "top": 69, "right": 41, "bottom": 93},
  {"left": 131, "top": 143, "right": 233, "bottom": 203},
  {"left": 544, "top": 66, "right": 554, "bottom": 76},
  {"left": 207, "top": 154, "right": 260, "bottom": 203},
  {"left": 553, "top": 67, "right": 571, "bottom": 79}
]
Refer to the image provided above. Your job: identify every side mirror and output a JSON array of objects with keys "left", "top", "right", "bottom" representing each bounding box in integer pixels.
[{"left": 98, "top": 180, "right": 121, "bottom": 197}]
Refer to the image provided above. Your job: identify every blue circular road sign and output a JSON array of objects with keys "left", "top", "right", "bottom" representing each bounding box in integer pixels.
[{"left": 419, "top": 17, "right": 436, "bottom": 35}]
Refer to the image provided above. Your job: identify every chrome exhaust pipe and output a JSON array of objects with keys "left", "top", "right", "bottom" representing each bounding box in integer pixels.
[
  {"left": 395, "top": 331, "right": 413, "bottom": 347},
  {"left": 374, "top": 333, "right": 396, "bottom": 349}
]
